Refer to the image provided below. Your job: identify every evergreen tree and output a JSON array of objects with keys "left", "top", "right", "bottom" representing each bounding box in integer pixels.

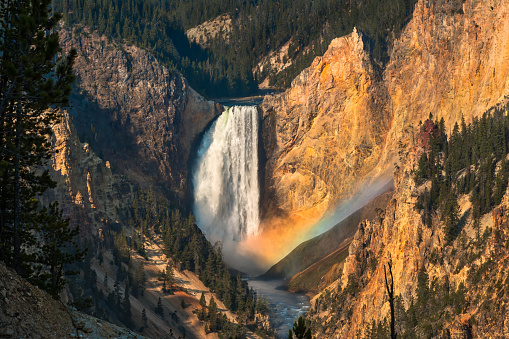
[
  {"left": 114, "top": 271, "right": 122, "bottom": 309},
  {"left": 0, "top": 0, "right": 82, "bottom": 297},
  {"left": 288, "top": 316, "right": 312, "bottom": 339},
  {"left": 142, "top": 308, "right": 148, "bottom": 328},
  {"left": 165, "top": 261, "right": 174, "bottom": 290},
  {"left": 122, "top": 278, "right": 132, "bottom": 326},
  {"left": 199, "top": 292, "right": 207, "bottom": 320},
  {"left": 31, "top": 203, "right": 84, "bottom": 298},
  {"left": 133, "top": 261, "right": 146, "bottom": 297},
  {"left": 442, "top": 192, "right": 460, "bottom": 243},
  {"left": 208, "top": 296, "right": 218, "bottom": 332},
  {"left": 155, "top": 297, "right": 164, "bottom": 317}
]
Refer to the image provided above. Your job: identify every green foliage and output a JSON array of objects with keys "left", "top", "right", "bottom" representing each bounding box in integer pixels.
[
  {"left": 414, "top": 106, "right": 509, "bottom": 242},
  {"left": 208, "top": 296, "right": 218, "bottom": 332},
  {"left": 165, "top": 262, "right": 174, "bottom": 289},
  {"left": 122, "top": 278, "right": 132, "bottom": 326},
  {"left": 155, "top": 297, "right": 164, "bottom": 317},
  {"left": 288, "top": 316, "right": 312, "bottom": 339},
  {"left": 442, "top": 192, "right": 460, "bottom": 243},
  {"left": 30, "top": 203, "right": 85, "bottom": 298},
  {"left": 53, "top": 0, "right": 256, "bottom": 97},
  {"left": 395, "top": 266, "right": 469, "bottom": 337},
  {"left": 365, "top": 318, "right": 390, "bottom": 339},
  {"left": 53, "top": 0, "right": 417, "bottom": 97},
  {"left": 0, "top": 0, "right": 83, "bottom": 297},
  {"left": 121, "top": 189, "right": 261, "bottom": 337},
  {"left": 132, "top": 261, "right": 146, "bottom": 297}
]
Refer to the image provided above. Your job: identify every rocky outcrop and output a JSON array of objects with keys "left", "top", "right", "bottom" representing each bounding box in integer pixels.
[
  {"left": 0, "top": 261, "right": 147, "bottom": 339},
  {"left": 186, "top": 14, "right": 232, "bottom": 48},
  {"left": 44, "top": 27, "right": 222, "bottom": 235},
  {"left": 44, "top": 112, "right": 133, "bottom": 236},
  {"left": 58, "top": 27, "right": 222, "bottom": 206},
  {"left": 381, "top": 0, "right": 509, "bottom": 167},
  {"left": 260, "top": 0, "right": 509, "bottom": 233}
]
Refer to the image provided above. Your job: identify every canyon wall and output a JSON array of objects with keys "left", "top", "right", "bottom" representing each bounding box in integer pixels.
[
  {"left": 308, "top": 120, "right": 509, "bottom": 337},
  {"left": 43, "top": 28, "right": 222, "bottom": 237},
  {"left": 261, "top": 28, "right": 390, "bottom": 222},
  {"left": 58, "top": 28, "right": 221, "bottom": 208},
  {"left": 260, "top": 0, "right": 509, "bottom": 230},
  {"left": 39, "top": 29, "right": 231, "bottom": 337},
  {"left": 44, "top": 112, "right": 134, "bottom": 236}
]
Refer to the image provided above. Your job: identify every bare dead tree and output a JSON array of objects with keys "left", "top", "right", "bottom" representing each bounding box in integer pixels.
[{"left": 384, "top": 260, "right": 397, "bottom": 339}]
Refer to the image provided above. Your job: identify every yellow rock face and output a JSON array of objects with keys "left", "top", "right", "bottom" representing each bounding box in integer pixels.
[
  {"left": 382, "top": 0, "right": 509, "bottom": 167},
  {"left": 260, "top": 0, "right": 509, "bottom": 259},
  {"left": 260, "top": 28, "right": 390, "bottom": 258}
]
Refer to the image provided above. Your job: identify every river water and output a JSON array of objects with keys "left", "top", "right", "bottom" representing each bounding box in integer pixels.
[{"left": 248, "top": 279, "right": 310, "bottom": 338}]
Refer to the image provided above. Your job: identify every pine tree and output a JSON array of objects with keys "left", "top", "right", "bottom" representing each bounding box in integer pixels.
[
  {"left": 199, "top": 292, "right": 207, "bottom": 320},
  {"left": 442, "top": 192, "right": 460, "bottom": 243},
  {"left": 415, "top": 153, "right": 430, "bottom": 182},
  {"left": 236, "top": 272, "right": 246, "bottom": 312},
  {"left": 208, "top": 296, "right": 217, "bottom": 332},
  {"left": 114, "top": 272, "right": 122, "bottom": 309},
  {"left": 30, "top": 203, "right": 85, "bottom": 297},
  {"left": 165, "top": 261, "right": 174, "bottom": 290},
  {"left": 155, "top": 297, "right": 164, "bottom": 317},
  {"left": 0, "top": 0, "right": 79, "bottom": 290},
  {"left": 142, "top": 308, "right": 148, "bottom": 328},
  {"left": 122, "top": 278, "right": 132, "bottom": 326},
  {"left": 288, "top": 316, "right": 312, "bottom": 339},
  {"left": 133, "top": 261, "right": 146, "bottom": 297}
]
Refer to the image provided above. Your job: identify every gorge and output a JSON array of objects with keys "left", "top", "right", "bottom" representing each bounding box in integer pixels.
[
  {"left": 55, "top": 0, "right": 509, "bottom": 335},
  {"left": 3, "top": 0, "right": 509, "bottom": 338}
]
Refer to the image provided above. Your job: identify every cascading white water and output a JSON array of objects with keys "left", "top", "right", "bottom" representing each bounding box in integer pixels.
[{"left": 193, "top": 106, "right": 260, "bottom": 243}]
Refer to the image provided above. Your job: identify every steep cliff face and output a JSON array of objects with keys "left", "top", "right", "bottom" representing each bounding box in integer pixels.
[
  {"left": 381, "top": 0, "right": 509, "bottom": 166},
  {"left": 261, "top": 28, "right": 390, "bottom": 221},
  {"left": 307, "top": 122, "right": 509, "bottom": 337},
  {"left": 41, "top": 29, "right": 262, "bottom": 338},
  {"left": 58, "top": 27, "right": 222, "bottom": 206},
  {"left": 260, "top": 0, "right": 509, "bottom": 233},
  {"left": 44, "top": 112, "right": 133, "bottom": 236}
]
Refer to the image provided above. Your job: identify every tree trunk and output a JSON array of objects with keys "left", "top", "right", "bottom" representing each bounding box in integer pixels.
[
  {"left": 13, "top": 103, "right": 21, "bottom": 272},
  {"left": 384, "top": 261, "right": 396, "bottom": 339}
]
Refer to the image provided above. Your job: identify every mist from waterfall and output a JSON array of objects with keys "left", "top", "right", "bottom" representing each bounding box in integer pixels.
[{"left": 193, "top": 106, "right": 260, "bottom": 251}]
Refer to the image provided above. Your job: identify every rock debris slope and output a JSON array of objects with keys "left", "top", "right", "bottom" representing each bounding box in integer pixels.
[{"left": 0, "top": 262, "right": 147, "bottom": 339}]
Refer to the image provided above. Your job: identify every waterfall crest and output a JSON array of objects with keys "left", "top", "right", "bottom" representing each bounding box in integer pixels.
[{"left": 193, "top": 106, "right": 260, "bottom": 243}]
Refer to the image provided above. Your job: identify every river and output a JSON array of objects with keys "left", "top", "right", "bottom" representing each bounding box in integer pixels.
[{"left": 248, "top": 279, "right": 310, "bottom": 338}]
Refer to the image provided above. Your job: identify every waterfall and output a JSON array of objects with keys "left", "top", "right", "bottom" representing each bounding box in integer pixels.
[{"left": 193, "top": 106, "right": 260, "bottom": 243}]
